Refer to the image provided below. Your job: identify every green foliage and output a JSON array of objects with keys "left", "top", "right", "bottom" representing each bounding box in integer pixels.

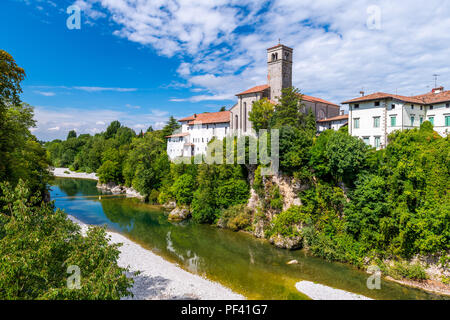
[
  {"left": 97, "top": 160, "right": 122, "bottom": 184},
  {"left": 387, "top": 261, "right": 428, "bottom": 281},
  {"left": 272, "top": 87, "right": 303, "bottom": 128},
  {"left": 217, "top": 204, "right": 253, "bottom": 231},
  {"left": 248, "top": 98, "right": 274, "bottom": 132},
  {"left": 266, "top": 206, "right": 303, "bottom": 238},
  {"left": 171, "top": 173, "right": 196, "bottom": 205},
  {"left": 0, "top": 181, "right": 134, "bottom": 299}
]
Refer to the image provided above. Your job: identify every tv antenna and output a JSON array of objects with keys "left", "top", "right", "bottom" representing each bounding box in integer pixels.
[{"left": 433, "top": 74, "right": 439, "bottom": 88}]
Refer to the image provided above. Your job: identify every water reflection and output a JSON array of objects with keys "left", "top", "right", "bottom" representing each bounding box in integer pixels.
[{"left": 50, "top": 178, "right": 447, "bottom": 300}]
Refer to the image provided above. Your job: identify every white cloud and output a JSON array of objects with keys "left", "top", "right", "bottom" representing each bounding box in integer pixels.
[
  {"left": 76, "top": 0, "right": 450, "bottom": 106},
  {"left": 126, "top": 104, "right": 141, "bottom": 109},
  {"left": 73, "top": 86, "right": 137, "bottom": 92},
  {"left": 33, "top": 106, "right": 170, "bottom": 141},
  {"left": 34, "top": 91, "right": 56, "bottom": 96}
]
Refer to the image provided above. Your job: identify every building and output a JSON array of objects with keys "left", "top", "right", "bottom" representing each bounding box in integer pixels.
[
  {"left": 167, "top": 43, "right": 342, "bottom": 159},
  {"left": 342, "top": 87, "right": 450, "bottom": 149},
  {"left": 230, "top": 44, "right": 340, "bottom": 135},
  {"left": 317, "top": 113, "right": 348, "bottom": 133},
  {"left": 166, "top": 111, "right": 230, "bottom": 159}
]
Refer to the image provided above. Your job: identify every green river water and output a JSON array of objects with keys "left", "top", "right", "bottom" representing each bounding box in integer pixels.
[{"left": 50, "top": 177, "right": 447, "bottom": 300}]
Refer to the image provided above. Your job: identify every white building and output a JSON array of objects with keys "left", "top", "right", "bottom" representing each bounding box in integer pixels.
[
  {"left": 342, "top": 87, "right": 450, "bottom": 149},
  {"left": 166, "top": 111, "right": 230, "bottom": 160},
  {"left": 317, "top": 113, "right": 348, "bottom": 133}
]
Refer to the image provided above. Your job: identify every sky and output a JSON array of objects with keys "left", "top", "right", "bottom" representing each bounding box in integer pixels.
[{"left": 2, "top": 0, "right": 450, "bottom": 141}]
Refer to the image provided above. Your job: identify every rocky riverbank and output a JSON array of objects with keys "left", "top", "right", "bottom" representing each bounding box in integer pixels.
[{"left": 52, "top": 168, "right": 145, "bottom": 200}]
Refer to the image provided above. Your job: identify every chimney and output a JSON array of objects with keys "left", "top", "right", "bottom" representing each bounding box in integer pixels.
[
  {"left": 432, "top": 86, "right": 444, "bottom": 94},
  {"left": 360, "top": 91, "right": 365, "bottom": 97},
  {"left": 194, "top": 113, "right": 197, "bottom": 118}
]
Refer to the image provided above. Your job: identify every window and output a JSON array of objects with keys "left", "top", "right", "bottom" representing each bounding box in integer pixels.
[
  {"left": 354, "top": 118, "right": 360, "bottom": 129},
  {"left": 373, "top": 117, "right": 380, "bottom": 128},
  {"left": 391, "top": 104, "right": 395, "bottom": 109},
  {"left": 411, "top": 105, "right": 414, "bottom": 110},
  {"left": 374, "top": 101, "right": 380, "bottom": 107},
  {"left": 420, "top": 117, "right": 424, "bottom": 125},
  {"left": 363, "top": 137, "right": 370, "bottom": 145},
  {"left": 428, "top": 116, "right": 434, "bottom": 125},
  {"left": 374, "top": 136, "right": 381, "bottom": 149},
  {"left": 353, "top": 104, "right": 359, "bottom": 109},
  {"left": 410, "top": 116, "right": 415, "bottom": 126},
  {"left": 390, "top": 116, "right": 397, "bottom": 127},
  {"left": 446, "top": 103, "right": 450, "bottom": 108},
  {"left": 420, "top": 106, "right": 423, "bottom": 111},
  {"left": 446, "top": 116, "right": 450, "bottom": 127},
  {"left": 429, "top": 105, "right": 434, "bottom": 110}
]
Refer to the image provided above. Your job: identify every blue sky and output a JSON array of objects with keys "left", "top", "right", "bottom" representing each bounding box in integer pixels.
[{"left": 2, "top": 0, "right": 450, "bottom": 140}]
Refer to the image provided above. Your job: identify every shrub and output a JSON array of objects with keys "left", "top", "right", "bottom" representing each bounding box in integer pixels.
[
  {"left": 148, "top": 189, "right": 160, "bottom": 204},
  {"left": 388, "top": 261, "right": 428, "bottom": 281},
  {"left": 217, "top": 204, "right": 253, "bottom": 231}
]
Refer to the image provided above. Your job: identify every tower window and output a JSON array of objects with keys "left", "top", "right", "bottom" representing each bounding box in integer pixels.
[{"left": 374, "top": 101, "right": 380, "bottom": 106}]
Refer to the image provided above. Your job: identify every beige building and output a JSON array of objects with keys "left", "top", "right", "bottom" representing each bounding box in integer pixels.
[{"left": 230, "top": 44, "right": 340, "bottom": 135}]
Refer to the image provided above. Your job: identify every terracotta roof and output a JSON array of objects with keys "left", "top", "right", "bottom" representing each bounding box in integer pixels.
[
  {"left": 341, "top": 92, "right": 423, "bottom": 104},
  {"left": 267, "top": 44, "right": 293, "bottom": 51},
  {"left": 166, "top": 132, "right": 189, "bottom": 138},
  {"left": 236, "top": 84, "right": 270, "bottom": 96},
  {"left": 186, "top": 111, "right": 231, "bottom": 125},
  {"left": 317, "top": 114, "right": 349, "bottom": 123},
  {"left": 300, "top": 94, "right": 340, "bottom": 107},
  {"left": 411, "top": 90, "right": 450, "bottom": 104},
  {"left": 178, "top": 115, "right": 196, "bottom": 122}
]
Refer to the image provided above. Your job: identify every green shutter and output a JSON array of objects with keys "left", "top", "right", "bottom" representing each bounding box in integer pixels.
[
  {"left": 445, "top": 116, "right": 450, "bottom": 127},
  {"left": 390, "top": 116, "right": 396, "bottom": 127}
]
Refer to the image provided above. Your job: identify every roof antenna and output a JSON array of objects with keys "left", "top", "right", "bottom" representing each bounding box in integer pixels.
[
  {"left": 433, "top": 74, "right": 439, "bottom": 88},
  {"left": 278, "top": 38, "right": 281, "bottom": 44}
]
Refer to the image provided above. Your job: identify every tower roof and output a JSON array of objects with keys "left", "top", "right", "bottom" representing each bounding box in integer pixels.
[{"left": 267, "top": 44, "right": 293, "bottom": 51}]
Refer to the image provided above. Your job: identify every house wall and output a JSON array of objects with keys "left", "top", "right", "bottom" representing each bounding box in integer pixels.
[{"left": 426, "top": 102, "right": 450, "bottom": 136}]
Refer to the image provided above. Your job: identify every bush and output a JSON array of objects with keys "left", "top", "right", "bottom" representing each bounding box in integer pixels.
[
  {"left": 171, "top": 173, "right": 196, "bottom": 205},
  {"left": 217, "top": 204, "right": 253, "bottom": 231},
  {"left": 388, "top": 261, "right": 428, "bottom": 281},
  {"left": 148, "top": 189, "right": 160, "bottom": 204},
  {"left": 0, "top": 181, "right": 134, "bottom": 299},
  {"left": 97, "top": 160, "right": 121, "bottom": 184},
  {"left": 266, "top": 206, "right": 303, "bottom": 239}
]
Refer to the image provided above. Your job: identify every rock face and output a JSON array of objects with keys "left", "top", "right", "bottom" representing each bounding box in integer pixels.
[
  {"left": 168, "top": 206, "right": 191, "bottom": 221},
  {"left": 97, "top": 182, "right": 145, "bottom": 200},
  {"left": 163, "top": 201, "right": 177, "bottom": 210},
  {"left": 269, "top": 234, "right": 303, "bottom": 250}
]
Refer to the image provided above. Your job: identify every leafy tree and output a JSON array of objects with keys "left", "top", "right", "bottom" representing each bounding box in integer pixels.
[
  {"left": 67, "top": 130, "right": 77, "bottom": 140},
  {"left": 219, "top": 106, "right": 226, "bottom": 112},
  {"left": 97, "top": 160, "right": 121, "bottom": 184},
  {"left": 248, "top": 98, "right": 274, "bottom": 132},
  {"left": 105, "top": 121, "right": 121, "bottom": 139},
  {"left": 0, "top": 181, "right": 134, "bottom": 299},
  {"left": 146, "top": 126, "right": 154, "bottom": 133},
  {"left": 171, "top": 173, "right": 196, "bottom": 205},
  {"left": 272, "top": 87, "right": 304, "bottom": 128}
]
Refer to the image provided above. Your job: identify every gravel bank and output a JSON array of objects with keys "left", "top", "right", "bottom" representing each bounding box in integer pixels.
[
  {"left": 295, "top": 281, "right": 372, "bottom": 300},
  {"left": 68, "top": 215, "right": 244, "bottom": 300},
  {"left": 52, "top": 168, "right": 99, "bottom": 181}
]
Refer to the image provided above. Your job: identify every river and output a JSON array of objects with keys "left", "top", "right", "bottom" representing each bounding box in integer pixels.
[{"left": 50, "top": 177, "right": 446, "bottom": 300}]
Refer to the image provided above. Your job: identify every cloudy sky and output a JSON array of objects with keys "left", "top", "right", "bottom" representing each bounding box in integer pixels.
[{"left": 2, "top": 0, "right": 450, "bottom": 140}]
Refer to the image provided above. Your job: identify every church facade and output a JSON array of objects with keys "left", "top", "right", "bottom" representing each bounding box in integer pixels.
[
  {"left": 166, "top": 44, "right": 342, "bottom": 159},
  {"left": 230, "top": 44, "right": 340, "bottom": 135}
]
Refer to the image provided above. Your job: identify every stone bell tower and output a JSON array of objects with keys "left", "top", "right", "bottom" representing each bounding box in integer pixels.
[{"left": 267, "top": 44, "right": 293, "bottom": 102}]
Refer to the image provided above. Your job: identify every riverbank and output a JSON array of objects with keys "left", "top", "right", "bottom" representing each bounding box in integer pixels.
[
  {"left": 295, "top": 281, "right": 372, "bottom": 300},
  {"left": 68, "top": 215, "right": 244, "bottom": 300},
  {"left": 52, "top": 167, "right": 99, "bottom": 180}
]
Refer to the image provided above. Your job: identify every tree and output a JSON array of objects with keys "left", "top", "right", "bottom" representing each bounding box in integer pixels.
[
  {"left": 67, "top": 130, "right": 77, "bottom": 140},
  {"left": 97, "top": 160, "right": 121, "bottom": 184},
  {"left": 219, "top": 106, "right": 226, "bottom": 112},
  {"left": 146, "top": 126, "right": 154, "bottom": 133},
  {"left": 0, "top": 181, "right": 134, "bottom": 299},
  {"left": 272, "top": 87, "right": 304, "bottom": 128},
  {"left": 171, "top": 173, "right": 196, "bottom": 205},
  {"left": 0, "top": 50, "right": 25, "bottom": 112},
  {"left": 105, "top": 121, "right": 121, "bottom": 139},
  {"left": 248, "top": 98, "right": 274, "bottom": 132},
  {"left": 161, "top": 116, "right": 181, "bottom": 138}
]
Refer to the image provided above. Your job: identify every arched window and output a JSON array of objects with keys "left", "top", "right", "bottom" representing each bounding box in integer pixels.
[
  {"left": 235, "top": 115, "right": 239, "bottom": 130},
  {"left": 318, "top": 110, "right": 326, "bottom": 120},
  {"left": 244, "top": 102, "right": 247, "bottom": 132},
  {"left": 271, "top": 53, "right": 276, "bottom": 61}
]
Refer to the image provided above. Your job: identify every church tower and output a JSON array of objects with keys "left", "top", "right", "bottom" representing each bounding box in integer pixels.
[{"left": 267, "top": 44, "right": 293, "bottom": 102}]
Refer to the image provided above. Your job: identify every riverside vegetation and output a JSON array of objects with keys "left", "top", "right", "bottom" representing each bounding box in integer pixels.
[
  {"left": 45, "top": 85, "right": 450, "bottom": 288},
  {"left": 0, "top": 50, "right": 134, "bottom": 299}
]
